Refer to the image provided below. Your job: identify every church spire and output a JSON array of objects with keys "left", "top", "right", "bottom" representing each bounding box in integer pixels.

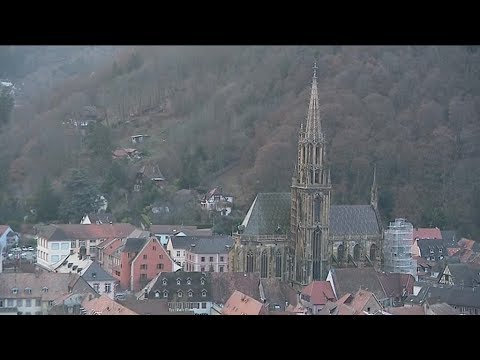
[
  {"left": 305, "top": 60, "right": 323, "bottom": 143},
  {"left": 370, "top": 164, "right": 378, "bottom": 209}
]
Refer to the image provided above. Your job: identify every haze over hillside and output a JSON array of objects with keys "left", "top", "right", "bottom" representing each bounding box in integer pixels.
[{"left": 0, "top": 46, "right": 479, "bottom": 237}]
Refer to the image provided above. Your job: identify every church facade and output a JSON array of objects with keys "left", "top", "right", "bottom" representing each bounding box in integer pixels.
[{"left": 230, "top": 64, "right": 383, "bottom": 285}]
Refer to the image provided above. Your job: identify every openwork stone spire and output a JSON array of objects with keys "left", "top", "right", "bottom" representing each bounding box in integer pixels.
[{"left": 305, "top": 61, "right": 323, "bottom": 143}]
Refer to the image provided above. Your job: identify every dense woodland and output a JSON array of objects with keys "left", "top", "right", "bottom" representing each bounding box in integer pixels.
[{"left": 0, "top": 46, "right": 479, "bottom": 238}]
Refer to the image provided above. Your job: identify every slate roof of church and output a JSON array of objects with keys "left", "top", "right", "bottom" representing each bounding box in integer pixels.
[{"left": 241, "top": 193, "right": 381, "bottom": 237}]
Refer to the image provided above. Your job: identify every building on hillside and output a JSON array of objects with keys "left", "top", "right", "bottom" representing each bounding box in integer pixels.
[
  {"left": 0, "top": 272, "right": 96, "bottom": 315},
  {"left": 200, "top": 187, "right": 233, "bottom": 216},
  {"left": 133, "top": 163, "right": 166, "bottom": 192},
  {"left": 319, "top": 289, "right": 384, "bottom": 315},
  {"left": 230, "top": 64, "right": 383, "bottom": 284},
  {"left": 35, "top": 223, "right": 136, "bottom": 269},
  {"left": 222, "top": 290, "right": 268, "bottom": 315},
  {"left": 144, "top": 271, "right": 213, "bottom": 314},
  {"left": 417, "top": 239, "right": 447, "bottom": 262},
  {"left": 184, "top": 236, "right": 233, "bottom": 272},
  {"left": 81, "top": 213, "right": 116, "bottom": 225},
  {"left": 383, "top": 218, "right": 417, "bottom": 280},
  {"left": 120, "top": 236, "right": 176, "bottom": 292}
]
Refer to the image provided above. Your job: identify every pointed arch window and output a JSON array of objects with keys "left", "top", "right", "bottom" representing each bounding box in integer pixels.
[
  {"left": 337, "top": 244, "right": 345, "bottom": 263},
  {"left": 246, "top": 250, "right": 254, "bottom": 273},
  {"left": 275, "top": 250, "right": 282, "bottom": 278},
  {"left": 260, "top": 250, "right": 268, "bottom": 278},
  {"left": 370, "top": 244, "right": 377, "bottom": 261},
  {"left": 312, "top": 227, "right": 322, "bottom": 280},
  {"left": 353, "top": 244, "right": 361, "bottom": 261},
  {"left": 314, "top": 194, "right": 321, "bottom": 223}
]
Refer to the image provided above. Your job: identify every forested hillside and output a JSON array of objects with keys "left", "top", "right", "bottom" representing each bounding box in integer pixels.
[{"left": 1, "top": 46, "right": 479, "bottom": 237}]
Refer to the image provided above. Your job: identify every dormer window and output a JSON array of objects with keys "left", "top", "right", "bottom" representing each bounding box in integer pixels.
[
  {"left": 200, "top": 278, "right": 205, "bottom": 285},
  {"left": 162, "top": 278, "right": 167, "bottom": 286},
  {"left": 92, "top": 272, "right": 97, "bottom": 279},
  {"left": 163, "top": 290, "right": 168, "bottom": 298},
  {"left": 25, "top": 287, "right": 32, "bottom": 294},
  {"left": 188, "top": 290, "right": 193, "bottom": 297},
  {"left": 201, "top": 290, "right": 207, "bottom": 297},
  {"left": 42, "top": 287, "right": 48, "bottom": 293},
  {"left": 176, "top": 278, "right": 181, "bottom": 285},
  {"left": 178, "top": 290, "right": 183, "bottom": 298},
  {"left": 186, "top": 278, "right": 191, "bottom": 285},
  {"left": 11, "top": 288, "right": 18, "bottom": 295},
  {"left": 154, "top": 291, "right": 160, "bottom": 298}
]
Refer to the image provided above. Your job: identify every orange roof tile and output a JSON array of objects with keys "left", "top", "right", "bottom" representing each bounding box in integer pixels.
[
  {"left": 82, "top": 294, "right": 137, "bottom": 315},
  {"left": 223, "top": 290, "right": 266, "bottom": 315},
  {"left": 301, "top": 281, "right": 336, "bottom": 305}
]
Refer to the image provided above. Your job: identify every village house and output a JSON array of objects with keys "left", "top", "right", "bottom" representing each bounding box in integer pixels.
[
  {"left": 200, "top": 187, "right": 233, "bottom": 216},
  {"left": 80, "top": 294, "right": 137, "bottom": 315},
  {"left": 131, "top": 134, "right": 150, "bottom": 144},
  {"left": 144, "top": 271, "right": 213, "bottom": 314},
  {"left": 81, "top": 261, "right": 117, "bottom": 299},
  {"left": 157, "top": 225, "right": 213, "bottom": 247},
  {"left": 326, "top": 267, "right": 415, "bottom": 308},
  {"left": 120, "top": 236, "right": 177, "bottom": 292},
  {"left": 407, "top": 284, "right": 480, "bottom": 315},
  {"left": 117, "top": 297, "right": 172, "bottom": 315},
  {"left": 133, "top": 163, "right": 166, "bottom": 192},
  {"left": 112, "top": 148, "right": 141, "bottom": 161},
  {"left": 184, "top": 236, "right": 233, "bottom": 272},
  {"left": 222, "top": 290, "right": 268, "bottom": 315},
  {"left": 81, "top": 213, "right": 116, "bottom": 225},
  {"left": 0, "top": 224, "right": 19, "bottom": 273},
  {"left": 0, "top": 272, "right": 96, "bottom": 315},
  {"left": 319, "top": 289, "right": 384, "bottom": 315},
  {"left": 438, "top": 262, "right": 480, "bottom": 288},
  {"left": 417, "top": 239, "right": 447, "bottom": 262},
  {"left": 299, "top": 280, "right": 336, "bottom": 315},
  {"left": 96, "top": 238, "right": 124, "bottom": 279},
  {"left": 35, "top": 223, "right": 136, "bottom": 269}
]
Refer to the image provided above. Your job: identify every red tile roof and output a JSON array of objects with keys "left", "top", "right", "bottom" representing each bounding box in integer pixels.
[
  {"left": 413, "top": 228, "right": 442, "bottom": 241},
  {"left": 223, "top": 290, "right": 267, "bottom": 315},
  {"left": 458, "top": 238, "right": 475, "bottom": 250},
  {"left": 39, "top": 223, "right": 136, "bottom": 241},
  {"left": 102, "top": 238, "right": 124, "bottom": 256},
  {"left": 301, "top": 281, "right": 336, "bottom": 305},
  {"left": 82, "top": 294, "right": 137, "bottom": 315}
]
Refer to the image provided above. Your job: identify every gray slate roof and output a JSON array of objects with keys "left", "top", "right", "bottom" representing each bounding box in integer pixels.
[
  {"left": 440, "top": 230, "right": 457, "bottom": 247},
  {"left": 82, "top": 261, "right": 116, "bottom": 282},
  {"left": 123, "top": 238, "right": 147, "bottom": 253},
  {"left": 243, "top": 193, "right": 291, "bottom": 236},
  {"left": 149, "top": 272, "right": 212, "bottom": 302},
  {"left": 329, "top": 205, "right": 381, "bottom": 236},
  {"left": 85, "top": 213, "right": 116, "bottom": 224},
  {"left": 330, "top": 267, "right": 387, "bottom": 301},
  {"left": 418, "top": 239, "right": 447, "bottom": 261},
  {"left": 187, "top": 236, "right": 233, "bottom": 254},
  {"left": 442, "top": 263, "right": 480, "bottom": 287},
  {"left": 415, "top": 285, "right": 480, "bottom": 309}
]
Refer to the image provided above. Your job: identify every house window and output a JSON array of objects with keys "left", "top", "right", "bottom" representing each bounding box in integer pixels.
[
  {"left": 209, "top": 265, "right": 214, "bottom": 272},
  {"left": 17, "top": 299, "right": 23, "bottom": 307},
  {"left": 220, "top": 256, "right": 224, "bottom": 262},
  {"left": 140, "top": 274, "right": 147, "bottom": 280},
  {"left": 7, "top": 299, "right": 14, "bottom": 307},
  {"left": 201, "top": 257, "right": 205, "bottom": 262},
  {"left": 143, "top": 255, "right": 147, "bottom": 260},
  {"left": 11, "top": 288, "right": 18, "bottom": 295},
  {"left": 51, "top": 242, "right": 59, "bottom": 250},
  {"left": 42, "top": 287, "right": 48, "bottom": 293},
  {"left": 155, "top": 291, "right": 160, "bottom": 298},
  {"left": 153, "top": 246, "right": 156, "bottom": 251},
  {"left": 25, "top": 288, "right": 32, "bottom": 294},
  {"left": 35, "top": 299, "right": 41, "bottom": 307},
  {"left": 79, "top": 241, "right": 86, "bottom": 247},
  {"left": 201, "top": 302, "right": 207, "bottom": 309},
  {"left": 188, "top": 290, "right": 193, "bottom": 297},
  {"left": 176, "top": 279, "right": 181, "bottom": 285},
  {"left": 209, "top": 256, "right": 213, "bottom": 262},
  {"left": 186, "top": 278, "right": 191, "bottom": 285},
  {"left": 178, "top": 291, "right": 183, "bottom": 298},
  {"left": 51, "top": 255, "right": 60, "bottom": 262},
  {"left": 71, "top": 240, "right": 76, "bottom": 248},
  {"left": 176, "top": 251, "right": 181, "bottom": 257},
  {"left": 163, "top": 290, "right": 168, "bottom": 298},
  {"left": 105, "top": 283, "right": 111, "bottom": 293},
  {"left": 200, "top": 278, "right": 205, "bottom": 285},
  {"left": 159, "top": 254, "right": 163, "bottom": 259},
  {"left": 219, "top": 266, "right": 224, "bottom": 272},
  {"left": 157, "top": 263, "right": 164, "bottom": 270},
  {"left": 93, "top": 283, "right": 100, "bottom": 293},
  {"left": 0, "top": 300, "right": 3, "bottom": 307},
  {"left": 26, "top": 299, "right": 32, "bottom": 307},
  {"left": 140, "top": 264, "right": 148, "bottom": 270},
  {"left": 162, "top": 279, "right": 167, "bottom": 285},
  {"left": 201, "top": 290, "right": 207, "bottom": 297},
  {"left": 61, "top": 243, "right": 69, "bottom": 250}
]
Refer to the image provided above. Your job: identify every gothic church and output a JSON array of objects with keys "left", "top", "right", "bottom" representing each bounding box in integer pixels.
[{"left": 230, "top": 64, "right": 383, "bottom": 285}]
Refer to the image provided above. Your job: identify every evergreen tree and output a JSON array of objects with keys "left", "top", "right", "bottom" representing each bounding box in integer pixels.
[
  {"left": 59, "top": 168, "right": 101, "bottom": 223},
  {"left": 87, "top": 123, "right": 113, "bottom": 159},
  {"left": 33, "top": 177, "right": 60, "bottom": 222}
]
